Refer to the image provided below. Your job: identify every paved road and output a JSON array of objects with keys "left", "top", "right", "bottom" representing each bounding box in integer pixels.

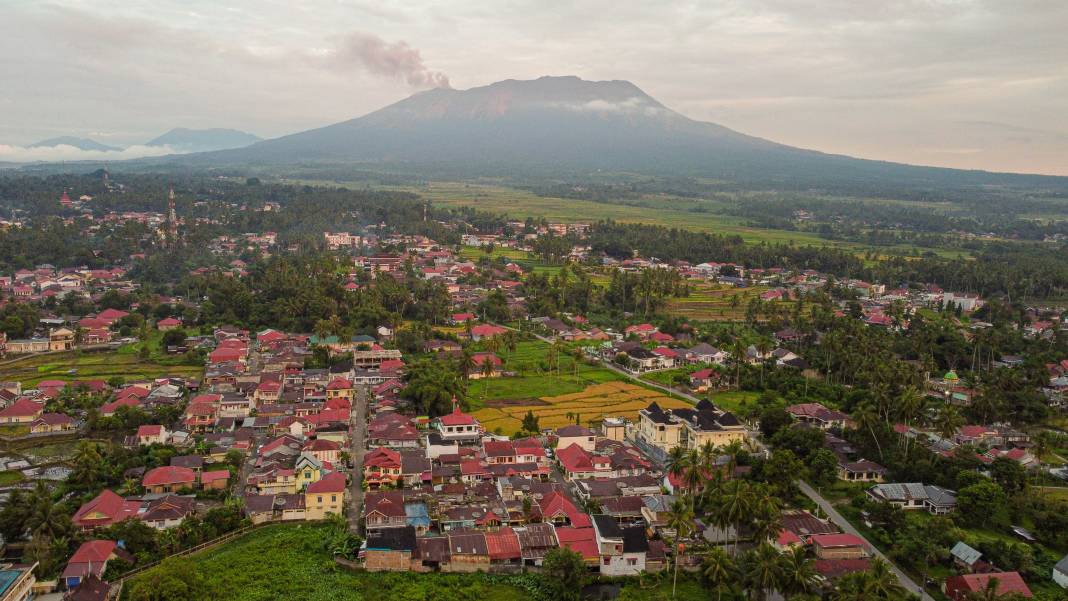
[
  {"left": 348, "top": 384, "right": 369, "bottom": 532},
  {"left": 799, "top": 480, "right": 933, "bottom": 601}
]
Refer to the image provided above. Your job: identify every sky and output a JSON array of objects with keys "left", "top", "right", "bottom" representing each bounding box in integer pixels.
[{"left": 1, "top": 0, "right": 1067, "bottom": 175}]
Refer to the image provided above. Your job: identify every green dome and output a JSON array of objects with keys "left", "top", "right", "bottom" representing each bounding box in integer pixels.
[{"left": 944, "top": 370, "right": 959, "bottom": 381}]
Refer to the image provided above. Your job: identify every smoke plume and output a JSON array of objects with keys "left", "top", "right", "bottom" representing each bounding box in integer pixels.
[{"left": 330, "top": 32, "right": 450, "bottom": 89}]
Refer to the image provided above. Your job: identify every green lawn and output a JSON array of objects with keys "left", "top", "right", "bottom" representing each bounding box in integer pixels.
[
  {"left": 121, "top": 523, "right": 536, "bottom": 601},
  {"left": 0, "top": 425, "right": 29, "bottom": 437},
  {"left": 0, "top": 348, "right": 202, "bottom": 387},
  {"left": 466, "top": 340, "right": 625, "bottom": 409},
  {"left": 0, "top": 471, "right": 24, "bottom": 486}
]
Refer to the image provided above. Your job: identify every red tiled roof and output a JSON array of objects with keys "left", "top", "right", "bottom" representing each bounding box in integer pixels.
[
  {"left": 142, "top": 466, "right": 196, "bottom": 487},
  {"left": 485, "top": 527, "right": 522, "bottom": 560},
  {"left": 307, "top": 471, "right": 346, "bottom": 494},
  {"left": 810, "top": 533, "right": 867, "bottom": 549},
  {"left": 945, "top": 572, "right": 1032, "bottom": 599},
  {"left": 440, "top": 405, "right": 477, "bottom": 426},
  {"left": 201, "top": 470, "right": 230, "bottom": 483},
  {"left": 0, "top": 398, "right": 44, "bottom": 418},
  {"left": 72, "top": 490, "right": 138, "bottom": 527}
]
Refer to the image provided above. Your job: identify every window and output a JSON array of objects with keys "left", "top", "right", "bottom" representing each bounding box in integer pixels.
[
  {"left": 627, "top": 558, "right": 637, "bottom": 565},
  {"left": 602, "top": 557, "right": 610, "bottom": 565},
  {"left": 317, "top": 496, "right": 323, "bottom": 503},
  {"left": 331, "top": 495, "right": 336, "bottom": 502}
]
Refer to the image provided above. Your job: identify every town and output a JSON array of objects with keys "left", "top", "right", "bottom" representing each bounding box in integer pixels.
[{"left": 0, "top": 172, "right": 1064, "bottom": 601}]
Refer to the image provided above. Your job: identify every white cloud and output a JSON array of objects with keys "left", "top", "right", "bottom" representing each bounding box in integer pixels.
[{"left": 0, "top": 144, "right": 186, "bottom": 163}]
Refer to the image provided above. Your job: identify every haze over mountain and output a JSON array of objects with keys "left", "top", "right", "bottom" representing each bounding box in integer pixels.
[
  {"left": 194, "top": 76, "right": 1068, "bottom": 190},
  {"left": 29, "top": 136, "right": 122, "bottom": 152},
  {"left": 147, "top": 128, "right": 261, "bottom": 153}
]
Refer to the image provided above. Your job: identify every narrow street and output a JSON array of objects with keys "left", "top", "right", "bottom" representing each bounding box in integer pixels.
[
  {"left": 348, "top": 383, "right": 369, "bottom": 532},
  {"left": 799, "top": 480, "right": 933, "bottom": 601}
]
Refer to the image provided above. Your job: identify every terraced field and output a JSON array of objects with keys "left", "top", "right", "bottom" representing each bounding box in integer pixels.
[
  {"left": 665, "top": 281, "right": 775, "bottom": 321},
  {"left": 473, "top": 381, "right": 691, "bottom": 435},
  {"left": 0, "top": 350, "right": 203, "bottom": 387}
]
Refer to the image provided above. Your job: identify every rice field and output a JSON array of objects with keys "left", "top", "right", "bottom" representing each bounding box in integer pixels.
[
  {"left": 665, "top": 281, "right": 773, "bottom": 321},
  {"left": 0, "top": 350, "right": 203, "bottom": 387},
  {"left": 472, "top": 381, "right": 691, "bottom": 435}
]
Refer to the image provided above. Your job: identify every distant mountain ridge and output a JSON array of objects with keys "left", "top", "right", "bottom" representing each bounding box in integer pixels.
[
  {"left": 184, "top": 76, "right": 1068, "bottom": 191},
  {"left": 29, "top": 136, "right": 122, "bottom": 152},
  {"left": 147, "top": 128, "right": 261, "bottom": 152}
]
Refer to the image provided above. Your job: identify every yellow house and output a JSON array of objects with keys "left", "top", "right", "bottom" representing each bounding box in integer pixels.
[
  {"left": 49, "top": 327, "right": 76, "bottom": 351},
  {"left": 295, "top": 454, "right": 325, "bottom": 490},
  {"left": 305, "top": 472, "right": 346, "bottom": 520},
  {"left": 254, "top": 468, "right": 298, "bottom": 495}
]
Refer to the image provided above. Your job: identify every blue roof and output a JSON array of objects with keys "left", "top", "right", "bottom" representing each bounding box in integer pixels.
[
  {"left": 405, "top": 502, "right": 430, "bottom": 527},
  {"left": 0, "top": 570, "right": 20, "bottom": 595}
]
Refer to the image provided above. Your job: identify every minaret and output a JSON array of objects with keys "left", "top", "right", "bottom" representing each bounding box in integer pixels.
[
  {"left": 423, "top": 200, "right": 428, "bottom": 222},
  {"left": 102, "top": 163, "right": 109, "bottom": 189},
  {"left": 167, "top": 187, "right": 178, "bottom": 244}
]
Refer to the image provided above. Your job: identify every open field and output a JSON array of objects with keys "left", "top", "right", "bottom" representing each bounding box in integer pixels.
[
  {"left": 473, "top": 381, "right": 691, "bottom": 435},
  {"left": 405, "top": 181, "right": 855, "bottom": 247},
  {"left": 458, "top": 245, "right": 566, "bottom": 277},
  {"left": 121, "top": 523, "right": 532, "bottom": 601},
  {"left": 665, "top": 280, "right": 786, "bottom": 321},
  {"left": 466, "top": 340, "right": 625, "bottom": 408},
  {"left": 0, "top": 349, "right": 203, "bottom": 387}
]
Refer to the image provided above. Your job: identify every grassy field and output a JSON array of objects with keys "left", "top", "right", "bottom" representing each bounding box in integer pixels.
[
  {"left": 0, "top": 471, "right": 23, "bottom": 486},
  {"left": 467, "top": 340, "right": 625, "bottom": 409},
  {"left": 473, "top": 381, "right": 691, "bottom": 436},
  {"left": 403, "top": 181, "right": 857, "bottom": 247},
  {"left": 458, "top": 245, "right": 566, "bottom": 277},
  {"left": 0, "top": 425, "right": 29, "bottom": 437},
  {"left": 121, "top": 523, "right": 533, "bottom": 601},
  {"left": 0, "top": 349, "right": 203, "bottom": 387}
]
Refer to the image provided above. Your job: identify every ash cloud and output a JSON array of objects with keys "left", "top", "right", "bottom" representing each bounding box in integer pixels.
[{"left": 328, "top": 32, "right": 451, "bottom": 89}]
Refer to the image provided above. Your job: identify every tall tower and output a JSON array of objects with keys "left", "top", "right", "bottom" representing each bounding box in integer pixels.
[
  {"left": 102, "top": 163, "right": 109, "bottom": 189},
  {"left": 167, "top": 187, "right": 178, "bottom": 244}
]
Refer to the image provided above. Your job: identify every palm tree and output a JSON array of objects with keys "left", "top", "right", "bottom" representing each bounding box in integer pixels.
[
  {"left": 749, "top": 492, "right": 783, "bottom": 545},
  {"left": 665, "top": 445, "right": 690, "bottom": 481},
  {"left": 720, "top": 479, "right": 754, "bottom": 556},
  {"left": 755, "top": 337, "right": 773, "bottom": 386},
  {"left": 682, "top": 449, "right": 704, "bottom": 502},
  {"left": 665, "top": 498, "right": 695, "bottom": 599},
  {"left": 742, "top": 543, "right": 785, "bottom": 601},
  {"left": 721, "top": 439, "right": 745, "bottom": 477},
  {"left": 480, "top": 355, "right": 496, "bottom": 400},
  {"left": 778, "top": 546, "right": 818, "bottom": 599},
  {"left": 896, "top": 386, "right": 924, "bottom": 453},
  {"left": 865, "top": 558, "right": 906, "bottom": 600},
  {"left": 730, "top": 341, "right": 747, "bottom": 389},
  {"left": 701, "top": 547, "right": 737, "bottom": 601},
  {"left": 934, "top": 404, "right": 965, "bottom": 440},
  {"left": 852, "top": 402, "right": 885, "bottom": 461},
  {"left": 458, "top": 349, "right": 475, "bottom": 382}
]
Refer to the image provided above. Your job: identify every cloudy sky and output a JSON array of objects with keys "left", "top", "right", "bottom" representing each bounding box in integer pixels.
[{"left": 2, "top": 0, "right": 1067, "bottom": 174}]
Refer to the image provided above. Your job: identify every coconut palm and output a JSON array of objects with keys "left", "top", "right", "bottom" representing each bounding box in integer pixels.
[
  {"left": 720, "top": 479, "right": 754, "bottom": 556},
  {"left": 749, "top": 492, "right": 784, "bottom": 545},
  {"left": 457, "top": 349, "right": 475, "bottom": 382},
  {"left": 701, "top": 547, "right": 737, "bottom": 601},
  {"left": 665, "top": 498, "right": 695, "bottom": 598},
  {"left": 852, "top": 402, "right": 885, "bottom": 461},
  {"left": 934, "top": 404, "right": 965, "bottom": 440},
  {"left": 665, "top": 445, "right": 691, "bottom": 481},
  {"left": 742, "top": 543, "right": 785, "bottom": 601},
  {"left": 778, "top": 546, "right": 818, "bottom": 599},
  {"left": 866, "top": 558, "right": 906, "bottom": 600},
  {"left": 720, "top": 438, "right": 745, "bottom": 476}
]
